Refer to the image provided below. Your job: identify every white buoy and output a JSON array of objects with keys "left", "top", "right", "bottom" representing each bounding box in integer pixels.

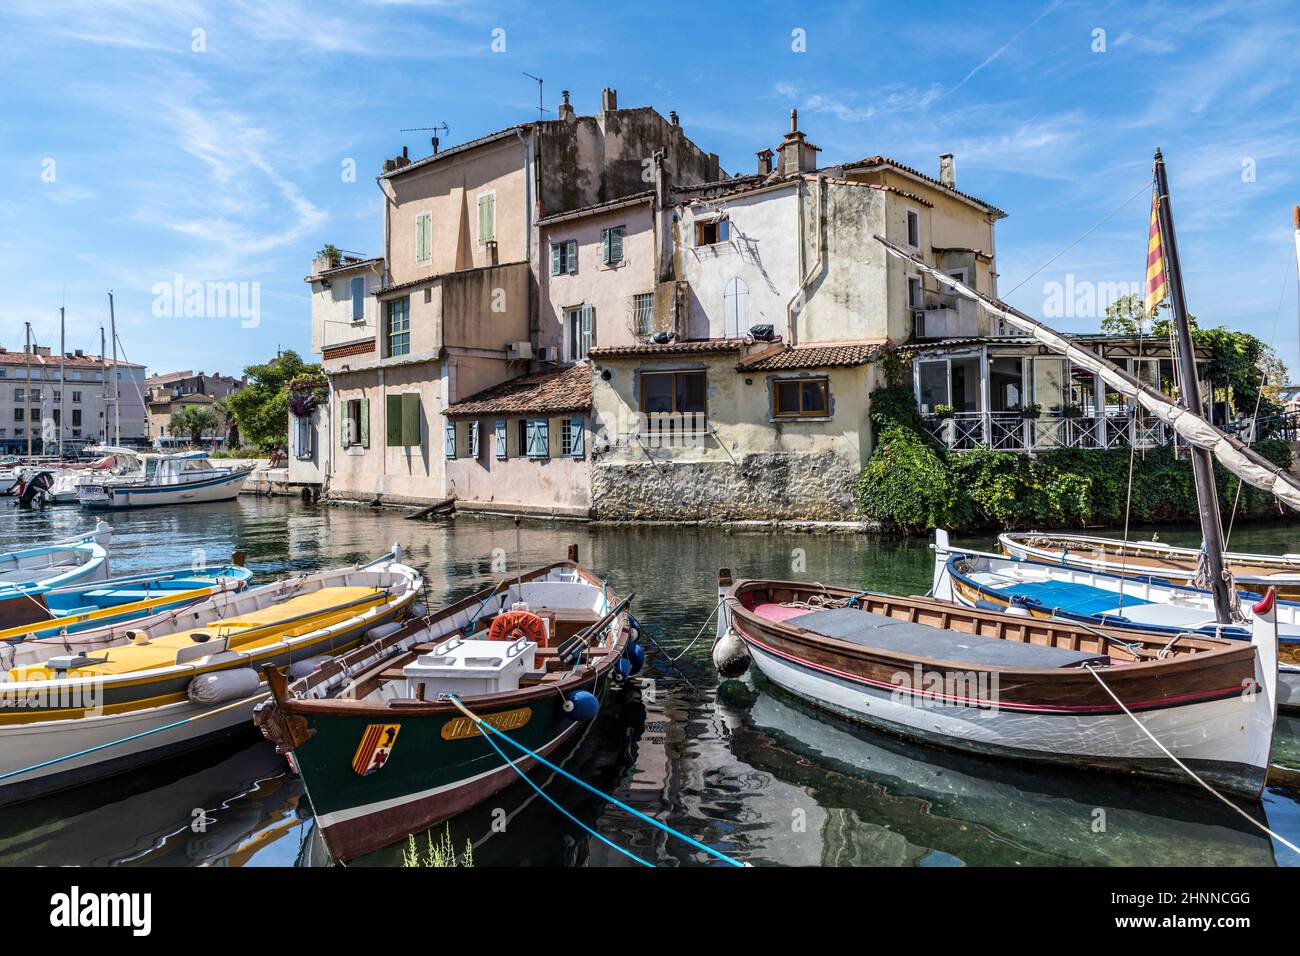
[{"left": 711, "top": 569, "right": 750, "bottom": 677}]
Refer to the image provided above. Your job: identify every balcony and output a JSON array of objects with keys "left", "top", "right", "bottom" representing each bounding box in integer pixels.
[{"left": 924, "top": 410, "right": 1171, "bottom": 452}]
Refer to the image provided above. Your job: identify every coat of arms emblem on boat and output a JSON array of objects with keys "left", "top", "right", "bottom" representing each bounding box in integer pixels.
[{"left": 352, "top": 723, "right": 401, "bottom": 776}]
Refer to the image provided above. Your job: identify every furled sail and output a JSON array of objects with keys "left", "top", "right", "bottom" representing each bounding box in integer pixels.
[{"left": 875, "top": 234, "right": 1300, "bottom": 513}]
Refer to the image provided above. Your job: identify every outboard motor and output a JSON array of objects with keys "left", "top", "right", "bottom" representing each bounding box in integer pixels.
[{"left": 16, "top": 471, "right": 54, "bottom": 507}]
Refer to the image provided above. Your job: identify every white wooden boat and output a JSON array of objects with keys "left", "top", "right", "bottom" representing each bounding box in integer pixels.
[
  {"left": 1000, "top": 531, "right": 1300, "bottom": 599},
  {"left": 717, "top": 571, "right": 1279, "bottom": 798},
  {"left": 0, "top": 548, "right": 422, "bottom": 805},
  {"left": 933, "top": 532, "right": 1300, "bottom": 709},
  {"left": 78, "top": 453, "right": 253, "bottom": 510},
  {"left": 0, "top": 538, "right": 109, "bottom": 595}
]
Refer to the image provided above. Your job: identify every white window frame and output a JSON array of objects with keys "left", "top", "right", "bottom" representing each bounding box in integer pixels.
[
  {"left": 631, "top": 292, "right": 654, "bottom": 337},
  {"left": 477, "top": 191, "right": 496, "bottom": 247},
  {"left": 349, "top": 276, "right": 367, "bottom": 322}
]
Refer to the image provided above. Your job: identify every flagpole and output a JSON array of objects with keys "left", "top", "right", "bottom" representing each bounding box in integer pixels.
[{"left": 1154, "top": 148, "right": 1234, "bottom": 623}]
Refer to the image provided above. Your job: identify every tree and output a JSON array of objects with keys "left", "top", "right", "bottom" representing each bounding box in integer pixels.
[
  {"left": 1099, "top": 293, "right": 1286, "bottom": 419},
  {"left": 168, "top": 405, "right": 221, "bottom": 446},
  {"left": 317, "top": 244, "right": 341, "bottom": 266},
  {"left": 223, "top": 351, "right": 321, "bottom": 452}
]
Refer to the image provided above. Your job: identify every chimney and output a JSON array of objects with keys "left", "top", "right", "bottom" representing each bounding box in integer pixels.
[
  {"left": 602, "top": 87, "right": 617, "bottom": 111},
  {"left": 756, "top": 148, "right": 773, "bottom": 176},
  {"left": 939, "top": 153, "right": 956, "bottom": 188},
  {"left": 402, "top": 146, "right": 409, "bottom": 160},
  {"left": 777, "top": 108, "right": 820, "bottom": 176},
  {"left": 486, "top": 239, "right": 499, "bottom": 266},
  {"left": 558, "top": 90, "right": 574, "bottom": 121},
  {"left": 652, "top": 149, "right": 668, "bottom": 208},
  {"left": 431, "top": 136, "right": 440, "bottom": 155},
  {"left": 669, "top": 110, "right": 679, "bottom": 126}
]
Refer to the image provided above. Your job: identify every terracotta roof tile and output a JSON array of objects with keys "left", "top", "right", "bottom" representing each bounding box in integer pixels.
[
  {"left": 737, "top": 340, "right": 889, "bottom": 371},
  {"left": 589, "top": 338, "right": 751, "bottom": 358},
  {"left": 445, "top": 363, "right": 592, "bottom": 418},
  {"left": 843, "top": 156, "right": 1006, "bottom": 218}
]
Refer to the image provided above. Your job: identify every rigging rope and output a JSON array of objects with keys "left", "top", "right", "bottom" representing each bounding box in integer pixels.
[{"left": 1084, "top": 665, "right": 1298, "bottom": 856}]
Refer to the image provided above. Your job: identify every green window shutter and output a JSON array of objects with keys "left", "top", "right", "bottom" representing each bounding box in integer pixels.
[
  {"left": 551, "top": 243, "right": 561, "bottom": 276},
  {"left": 478, "top": 195, "right": 494, "bottom": 243},
  {"left": 341, "top": 401, "right": 351, "bottom": 448},
  {"left": 386, "top": 394, "right": 402, "bottom": 447},
  {"left": 359, "top": 398, "right": 370, "bottom": 447},
  {"left": 569, "top": 418, "right": 585, "bottom": 458},
  {"left": 601, "top": 228, "right": 611, "bottom": 265},
  {"left": 580, "top": 304, "right": 594, "bottom": 354},
  {"left": 495, "top": 420, "right": 507, "bottom": 458},
  {"left": 401, "top": 393, "right": 421, "bottom": 446},
  {"left": 526, "top": 419, "right": 548, "bottom": 458},
  {"left": 610, "top": 227, "right": 623, "bottom": 263},
  {"left": 567, "top": 240, "right": 578, "bottom": 274}
]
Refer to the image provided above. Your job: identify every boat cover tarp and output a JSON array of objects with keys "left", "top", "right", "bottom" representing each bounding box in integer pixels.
[
  {"left": 788, "top": 607, "right": 1108, "bottom": 669},
  {"left": 989, "top": 580, "right": 1151, "bottom": 616}
]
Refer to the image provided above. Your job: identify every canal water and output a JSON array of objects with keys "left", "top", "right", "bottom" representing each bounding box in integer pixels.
[{"left": 1, "top": 498, "right": 1298, "bottom": 867}]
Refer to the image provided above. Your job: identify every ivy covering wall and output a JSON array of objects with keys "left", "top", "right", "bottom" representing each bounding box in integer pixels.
[{"left": 857, "top": 386, "right": 1293, "bottom": 533}]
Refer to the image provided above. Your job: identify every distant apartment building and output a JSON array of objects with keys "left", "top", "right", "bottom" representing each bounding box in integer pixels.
[
  {"left": 145, "top": 369, "right": 245, "bottom": 445},
  {"left": 0, "top": 345, "right": 147, "bottom": 452}
]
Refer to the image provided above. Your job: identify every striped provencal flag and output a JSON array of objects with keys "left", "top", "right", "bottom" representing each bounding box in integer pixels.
[{"left": 1144, "top": 184, "right": 1167, "bottom": 317}]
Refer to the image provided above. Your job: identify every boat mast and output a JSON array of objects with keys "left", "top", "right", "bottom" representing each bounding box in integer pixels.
[
  {"left": 108, "top": 290, "right": 119, "bottom": 446},
  {"left": 1154, "top": 148, "right": 1234, "bottom": 622},
  {"left": 59, "top": 306, "right": 65, "bottom": 457},
  {"left": 23, "top": 322, "right": 32, "bottom": 460}
]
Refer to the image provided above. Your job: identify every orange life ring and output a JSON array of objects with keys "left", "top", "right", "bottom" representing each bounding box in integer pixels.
[{"left": 487, "top": 610, "right": 548, "bottom": 648}]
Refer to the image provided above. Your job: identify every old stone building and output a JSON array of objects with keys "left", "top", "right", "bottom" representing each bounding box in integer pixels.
[{"left": 313, "top": 88, "right": 721, "bottom": 506}]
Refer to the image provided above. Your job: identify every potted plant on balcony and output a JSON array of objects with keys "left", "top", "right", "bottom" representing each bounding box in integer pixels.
[
  {"left": 1020, "top": 403, "right": 1041, "bottom": 420},
  {"left": 1061, "top": 403, "right": 1085, "bottom": 419},
  {"left": 933, "top": 403, "right": 955, "bottom": 420}
]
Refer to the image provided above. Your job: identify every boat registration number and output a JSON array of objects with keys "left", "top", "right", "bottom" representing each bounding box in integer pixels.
[{"left": 441, "top": 707, "right": 532, "bottom": 741}]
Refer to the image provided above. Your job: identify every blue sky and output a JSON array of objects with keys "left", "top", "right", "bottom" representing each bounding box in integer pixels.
[{"left": 4, "top": 0, "right": 1298, "bottom": 379}]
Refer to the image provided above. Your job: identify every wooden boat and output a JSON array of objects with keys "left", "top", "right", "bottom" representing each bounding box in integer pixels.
[
  {"left": 0, "top": 539, "right": 108, "bottom": 595},
  {"left": 934, "top": 532, "right": 1300, "bottom": 710},
  {"left": 1000, "top": 531, "right": 1300, "bottom": 599},
  {"left": 716, "top": 571, "right": 1279, "bottom": 798},
  {"left": 78, "top": 453, "right": 253, "bottom": 510},
  {"left": 0, "top": 548, "right": 421, "bottom": 806},
  {"left": 0, "top": 562, "right": 254, "bottom": 660},
  {"left": 254, "top": 550, "right": 636, "bottom": 862}
]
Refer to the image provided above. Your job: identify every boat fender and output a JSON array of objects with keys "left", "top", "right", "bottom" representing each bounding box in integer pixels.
[
  {"left": 187, "top": 667, "right": 261, "bottom": 705},
  {"left": 410, "top": 602, "right": 429, "bottom": 619},
  {"left": 613, "top": 657, "right": 632, "bottom": 683},
  {"left": 288, "top": 656, "right": 331, "bottom": 680},
  {"left": 364, "top": 621, "right": 403, "bottom": 643},
  {"left": 128, "top": 629, "right": 151, "bottom": 646},
  {"left": 712, "top": 628, "right": 751, "bottom": 678},
  {"left": 1004, "top": 597, "right": 1031, "bottom": 618},
  {"left": 625, "top": 642, "right": 645, "bottom": 675},
  {"left": 562, "top": 690, "right": 600, "bottom": 721}
]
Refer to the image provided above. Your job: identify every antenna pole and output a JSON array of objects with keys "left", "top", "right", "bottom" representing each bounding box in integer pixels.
[
  {"left": 108, "top": 290, "right": 119, "bottom": 446},
  {"left": 59, "top": 306, "right": 65, "bottom": 457}
]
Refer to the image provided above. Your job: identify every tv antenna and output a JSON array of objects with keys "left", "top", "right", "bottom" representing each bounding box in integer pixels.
[{"left": 523, "top": 72, "right": 550, "bottom": 121}]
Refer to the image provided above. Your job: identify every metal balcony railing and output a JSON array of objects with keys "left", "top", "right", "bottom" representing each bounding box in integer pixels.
[{"left": 924, "top": 412, "right": 1172, "bottom": 452}]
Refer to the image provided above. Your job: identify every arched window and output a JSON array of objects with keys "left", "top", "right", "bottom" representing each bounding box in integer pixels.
[{"left": 723, "top": 277, "right": 750, "bottom": 338}]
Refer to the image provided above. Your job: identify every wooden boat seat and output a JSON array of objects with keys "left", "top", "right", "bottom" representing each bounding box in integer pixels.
[{"left": 786, "top": 607, "right": 1110, "bottom": 669}]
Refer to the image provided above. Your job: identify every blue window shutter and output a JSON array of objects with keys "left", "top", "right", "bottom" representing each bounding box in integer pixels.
[
  {"left": 600, "top": 228, "right": 610, "bottom": 265},
  {"left": 444, "top": 421, "right": 456, "bottom": 458},
  {"left": 611, "top": 227, "right": 623, "bottom": 263},
  {"left": 567, "top": 240, "right": 578, "bottom": 274},
  {"left": 526, "top": 419, "right": 549, "bottom": 458},
  {"left": 551, "top": 243, "right": 561, "bottom": 276},
  {"left": 569, "top": 418, "right": 584, "bottom": 458},
  {"left": 495, "top": 420, "right": 507, "bottom": 458}
]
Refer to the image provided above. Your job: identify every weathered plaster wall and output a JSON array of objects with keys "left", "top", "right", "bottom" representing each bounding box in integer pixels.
[
  {"left": 588, "top": 352, "right": 874, "bottom": 519},
  {"left": 310, "top": 265, "right": 382, "bottom": 354},
  {"left": 446, "top": 417, "right": 591, "bottom": 515},
  {"left": 676, "top": 184, "right": 801, "bottom": 340},
  {"left": 383, "top": 136, "right": 529, "bottom": 288},
  {"left": 537, "top": 108, "right": 719, "bottom": 217},
  {"left": 797, "top": 181, "right": 890, "bottom": 344},
  {"left": 539, "top": 203, "right": 656, "bottom": 354}
]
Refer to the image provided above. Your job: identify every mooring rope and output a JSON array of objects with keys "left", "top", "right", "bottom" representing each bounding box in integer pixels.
[
  {"left": 1084, "top": 665, "right": 1299, "bottom": 856},
  {"left": 0, "top": 691, "right": 270, "bottom": 782},
  {"left": 447, "top": 694, "right": 745, "bottom": 867}
]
